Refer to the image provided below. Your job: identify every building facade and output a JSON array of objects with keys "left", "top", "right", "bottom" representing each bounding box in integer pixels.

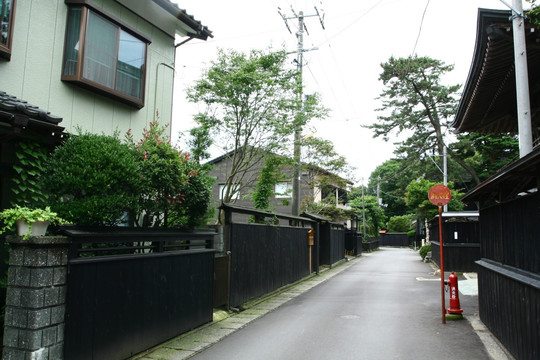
[{"left": 0, "top": 0, "right": 211, "bottom": 209}]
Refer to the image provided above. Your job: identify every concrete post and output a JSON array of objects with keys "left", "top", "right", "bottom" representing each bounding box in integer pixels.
[{"left": 2, "top": 236, "right": 69, "bottom": 360}]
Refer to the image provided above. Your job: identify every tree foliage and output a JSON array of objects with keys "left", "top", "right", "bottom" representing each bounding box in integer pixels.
[
  {"left": 348, "top": 192, "right": 387, "bottom": 237},
  {"left": 187, "top": 48, "right": 301, "bottom": 204},
  {"left": 450, "top": 132, "right": 518, "bottom": 182},
  {"left": 367, "top": 159, "right": 410, "bottom": 218},
  {"left": 42, "top": 132, "right": 140, "bottom": 226},
  {"left": 387, "top": 215, "right": 414, "bottom": 232},
  {"left": 126, "top": 122, "right": 212, "bottom": 228},
  {"left": 301, "top": 135, "right": 354, "bottom": 185},
  {"left": 369, "top": 56, "right": 481, "bottom": 185},
  {"left": 187, "top": 48, "right": 330, "bottom": 209},
  {"left": 405, "top": 178, "right": 464, "bottom": 219}
]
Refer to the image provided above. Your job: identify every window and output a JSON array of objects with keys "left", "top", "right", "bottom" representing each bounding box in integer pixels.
[
  {"left": 219, "top": 184, "right": 240, "bottom": 200},
  {"left": 62, "top": 2, "right": 149, "bottom": 108},
  {"left": 275, "top": 182, "right": 293, "bottom": 198},
  {"left": 0, "top": 0, "right": 15, "bottom": 60}
]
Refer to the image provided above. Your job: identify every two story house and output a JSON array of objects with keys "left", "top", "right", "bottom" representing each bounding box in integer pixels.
[
  {"left": 209, "top": 150, "right": 352, "bottom": 221},
  {"left": 0, "top": 0, "right": 211, "bottom": 208}
]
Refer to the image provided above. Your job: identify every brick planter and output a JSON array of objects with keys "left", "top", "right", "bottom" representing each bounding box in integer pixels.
[{"left": 3, "top": 235, "right": 69, "bottom": 360}]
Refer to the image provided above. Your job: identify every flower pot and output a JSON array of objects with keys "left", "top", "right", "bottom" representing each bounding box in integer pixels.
[{"left": 16, "top": 220, "right": 50, "bottom": 237}]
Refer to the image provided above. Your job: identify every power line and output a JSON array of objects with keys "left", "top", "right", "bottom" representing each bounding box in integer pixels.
[
  {"left": 317, "top": 0, "right": 385, "bottom": 47},
  {"left": 411, "top": 0, "right": 431, "bottom": 56}
]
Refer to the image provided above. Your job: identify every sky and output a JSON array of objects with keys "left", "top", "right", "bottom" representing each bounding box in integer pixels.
[{"left": 171, "top": 0, "right": 512, "bottom": 185}]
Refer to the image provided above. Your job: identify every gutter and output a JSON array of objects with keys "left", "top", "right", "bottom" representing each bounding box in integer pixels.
[{"left": 152, "top": 0, "right": 213, "bottom": 40}]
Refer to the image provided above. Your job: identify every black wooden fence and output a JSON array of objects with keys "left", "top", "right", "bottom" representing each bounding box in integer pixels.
[
  {"left": 63, "top": 228, "right": 216, "bottom": 360},
  {"left": 319, "top": 222, "right": 345, "bottom": 266},
  {"left": 379, "top": 232, "right": 409, "bottom": 246},
  {"left": 221, "top": 204, "right": 318, "bottom": 308},
  {"left": 428, "top": 213, "right": 480, "bottom": 272},
  {"left": 345, "top": 230, "right": 362, "bottom": 256},
  {"left": 362, "top": 238, "right": 379, "bottom": 252}
]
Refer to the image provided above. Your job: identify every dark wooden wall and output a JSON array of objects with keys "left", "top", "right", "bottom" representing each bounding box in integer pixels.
[
  {"left": 429, "top": 218, "right": 480, "bottom": 272},
  {"left": 379, "top": 232, "right": 409, "bottom": 246},
  {"left": 65, "top": 250, "right": 215, "bottom": 360},
  {"left": 228, "top": 223, "right": 310, "bottom": 307},
  {"left": 475, "top": 193, "right": 540, "bottom": 360}
]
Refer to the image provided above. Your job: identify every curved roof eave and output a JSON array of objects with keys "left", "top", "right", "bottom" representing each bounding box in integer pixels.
[{"left": 452, "top": 8, "right": 540, "bottom": 134}]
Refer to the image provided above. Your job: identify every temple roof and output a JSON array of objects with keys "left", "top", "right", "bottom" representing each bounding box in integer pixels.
[{"left": 452, "top": 9, "right": 540, "bottom": 135}]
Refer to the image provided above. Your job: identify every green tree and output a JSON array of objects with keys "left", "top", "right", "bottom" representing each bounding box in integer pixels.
[
  {"left": 187, "top": 116, "right": 214, "bottom": 163},
  {"left": 301, "top": 135, "right": 354, "bottom": 187},
  {"left": 451, "top": 132, "right": 518, "bottom": 182},
  {"left": 349, "top": 192, "right": 386, "bottom": 237},
  {"left": 187, "top": 48, "right": 302, "bottom": 204},
  {"left": 405, "top": 178, "right": 464, "bottom": 220},
  {"left": 369, "top": 56, "right": 481, "bottom": 185},
  {"left": 527, "top": 1, "right": 540, "bottom": 26},
  {"left": 387, "top": 215, "right": 413, "bottom": 232},
  {"left": 367, "top": 159, "right": 410, "bottom": 218}
]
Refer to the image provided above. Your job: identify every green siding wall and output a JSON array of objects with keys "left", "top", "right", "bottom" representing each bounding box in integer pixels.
[{"left": 0, "top": 0, "right": 176, "bottom": 138}]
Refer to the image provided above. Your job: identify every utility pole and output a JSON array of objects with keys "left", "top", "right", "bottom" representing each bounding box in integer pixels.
[
  {"left": 443, "top": 145, "right": 448, "bottom": 212},
  {"left": 362, "top": 178, "right": 367, "bottom": 239},
  {"left": 279, "top": 6, "right": 324, "bottom": 216},
  {"left": 377, "top": 177, "right": 381, "bottom": 206},
  {"left": 500, "top": 0, "right": 533, "bottom": 157}
]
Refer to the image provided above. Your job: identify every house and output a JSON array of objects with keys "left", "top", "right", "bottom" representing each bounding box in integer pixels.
[
  {"left": 208, "top": 150, "right": 352, "bottom": 220},
  {"left": 0, "top": 0, "right": 212, "bottom": 209},
  {"left": 452, "top": 8, "right": 540, "bottom": 359}
]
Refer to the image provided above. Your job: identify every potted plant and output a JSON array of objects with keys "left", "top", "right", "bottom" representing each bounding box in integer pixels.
[{"left": 0, "top": 206, "right": 64, "bottom": 237}]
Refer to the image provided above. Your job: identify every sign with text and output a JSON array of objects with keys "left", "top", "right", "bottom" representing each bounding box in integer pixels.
[{"left": 428, "top": 184, "right": 451, "bottom": 207}]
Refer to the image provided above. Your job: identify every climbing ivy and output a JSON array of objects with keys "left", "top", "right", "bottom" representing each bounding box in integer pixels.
[{"left": 10, "top": 141, "right": 48, "bottom": 207}]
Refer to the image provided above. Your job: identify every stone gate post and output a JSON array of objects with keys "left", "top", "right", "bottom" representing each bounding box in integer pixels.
[{"left": 2, "top": 236, "right": 69, "bottom": 360}]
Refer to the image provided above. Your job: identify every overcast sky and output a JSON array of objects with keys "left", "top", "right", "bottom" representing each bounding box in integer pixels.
[{"left": 171, "top": 0, "right": 513, "bottom": 185}]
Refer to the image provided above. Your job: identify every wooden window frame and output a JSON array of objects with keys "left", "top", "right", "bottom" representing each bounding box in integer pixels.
[
  {"left": 0, "top": 0, "right": 16, "bottom": 60},
  {"left": 62, "top": 0, "right": 150, "bottom": 109}
]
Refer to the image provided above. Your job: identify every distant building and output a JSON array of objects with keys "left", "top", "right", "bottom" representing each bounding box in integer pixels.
[{"left": 208, "top": 150, "right": 352, "bottom": 219}]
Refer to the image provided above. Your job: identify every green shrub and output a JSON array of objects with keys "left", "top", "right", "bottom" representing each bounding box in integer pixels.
[
  {"left": 419, "top": 244, "right": 431, "bottom": 260},
  {"left": 126, "top": 121, "right": 213, "bottom": 228},
  {"left": 42, "top": 133, "right": 140, "bottom": 226},
  {"left": 167, "top": 163, "right": 214, "bottom": 228}
]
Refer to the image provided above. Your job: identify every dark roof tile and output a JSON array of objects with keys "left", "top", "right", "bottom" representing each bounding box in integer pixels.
[{"left": 0, "top": 91, "right": 63, "bottom": 124}]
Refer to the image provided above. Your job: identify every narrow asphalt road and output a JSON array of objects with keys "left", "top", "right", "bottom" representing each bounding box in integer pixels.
[{"left": 190, "top": 247, "right": 490, "bottom": 360}]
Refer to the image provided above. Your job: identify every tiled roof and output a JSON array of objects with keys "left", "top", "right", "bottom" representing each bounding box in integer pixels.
[
  {"left": 0, "top": 91, "right": 63, "bottom": 124},
  {"left": 0, "top": 91, "right": 65, "bottom": 142},
  {"left": 452, "top": 9, "right": 540, "bottom": 134}
]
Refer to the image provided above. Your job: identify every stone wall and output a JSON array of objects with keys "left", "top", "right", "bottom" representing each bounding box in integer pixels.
[{"left": 3, "top": 236, "right": 69, "bottom": 360}]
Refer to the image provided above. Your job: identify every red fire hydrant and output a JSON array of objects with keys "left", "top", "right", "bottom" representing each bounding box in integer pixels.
[{"left": 447, "top": 272, "right": 463, "bottom": 314}]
